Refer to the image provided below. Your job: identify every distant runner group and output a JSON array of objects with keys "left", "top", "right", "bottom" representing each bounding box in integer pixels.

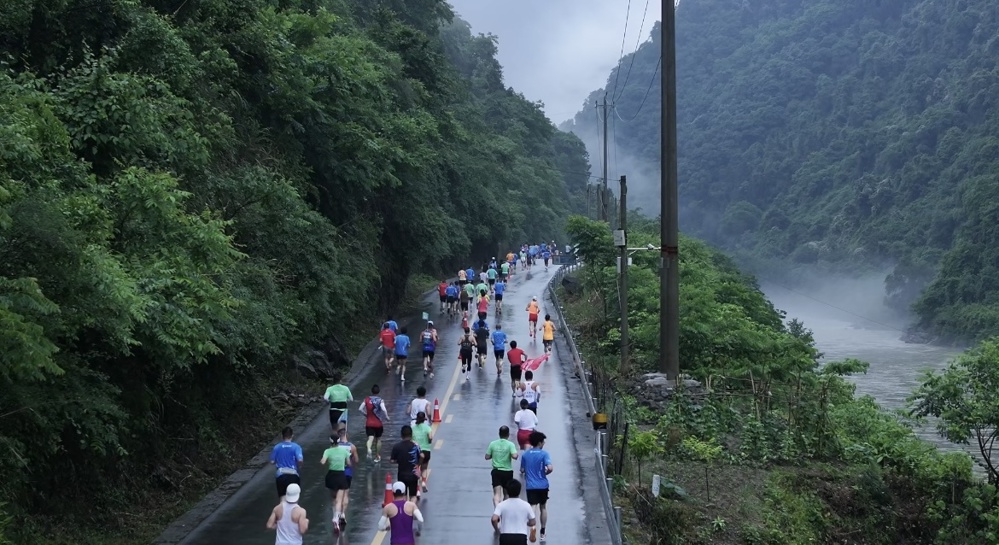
[{"left": 266, "top": 243, "right": 561, "bottom": 545}]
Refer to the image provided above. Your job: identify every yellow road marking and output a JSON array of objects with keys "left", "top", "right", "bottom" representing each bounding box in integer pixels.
[
  {"left": 445, "top": 414, "right": 454, "bottom": 424},
  {"left": 434, "top": 439, "right": 444, "bottom": 450},
  {"left": 371, "top": 342, "right": 465, "bottom": 545}
]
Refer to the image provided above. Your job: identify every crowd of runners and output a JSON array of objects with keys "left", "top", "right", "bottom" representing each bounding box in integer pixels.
[{"left": 266, "top": 243, "right": 561, "bottom": 545}]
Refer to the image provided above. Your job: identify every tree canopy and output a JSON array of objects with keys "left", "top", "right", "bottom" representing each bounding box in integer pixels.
[
  {"left": 564, "top": 0, "right": 999, "bottom": 343},
  {"left": 0, "top": 0, "right": 590, "bottom": 541}
]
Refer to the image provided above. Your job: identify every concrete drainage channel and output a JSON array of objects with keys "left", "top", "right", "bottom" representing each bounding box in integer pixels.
[{"left": 547, "top": 264, "right": 626, "bottom": 545}]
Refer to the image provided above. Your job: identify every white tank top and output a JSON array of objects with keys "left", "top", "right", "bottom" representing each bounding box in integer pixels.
[
  {"left": 522, "top": 381, "right": 538, "bottom": 404},
  {"left": 275, "top": 501, "right": 302, "bottom": 545},
  {"left": 410, "top": 398, "right": 432, "bottom": 421}
]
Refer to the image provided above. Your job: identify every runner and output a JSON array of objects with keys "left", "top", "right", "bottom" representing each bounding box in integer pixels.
[
  {"left": 494, "top": 278, "right": 506, "bottom": 313},
  {"left": 466, "top": 266, "right": 476, "bottom": 286},
  {"left": 463, "top": 277, "right": 477, "bottom": 306},
  {"left": 380, "top": 323, "right": 397, "bottom": 371},
  {"left": 437, "top": 280, "right": 448, "bottom": 313},
  {"left": 476, "top": 289, "right": 490, "bottom": 321},
  {"left": 479, "top": 269, "right": 488, "bottom": 286},
  {"left": 521, "top": 432, "right": 553, "bottom": 543},
  {"left": 487, "top": 264, "right": 498, "bottom": 294},
  {"left": 446, "top": 282, "right": 459, "bottom": 316},
  {"left": 472, "top": 318, "right": 490, "bottom": 369},
  {"left": 485, "top": 425, "right": 520, "bottom": 507},
  {"left": 378, "top": 482, "right": 424, "bottom": 544},
  {"left": 269, "top": 427, "right": 303, "bottom": 499},
  {"left": 521, "top": 370, "right": 541, "bottom": 414},
  {"left": 459, "top": 283, "right": 471, "bottom": 315},
  {"left": 514, "top": 399, "right": 539, "bottom": 454},
  {"left": 386, "top": 316, "right": 399, "bottom": 333},
  {"left": 420, "top": 321, "right": 437, "bottom": 378},
  {"left": 266, "top": 483, "right": 309, "bottom": 544},
  {"left": 476, "top": 278, "right": 489, "bottom": 302},
  {"left": 323, "top": 373, "right": 352, "bottom": 432},
  {"left": 394, "top": 327, "right": 411, "bottom": 382},
  {"left": 520, "top": 250, "right": 528, "bottom": 270},
  {"left": 457, "top": 268, "right": 467, "bottom": 287},
  {"left": 507, "top": 341, "right": 527, "bottom": 395},
  {"left": 460, "top": 310, "right": 469, "bottom": 331},
  {"left": 526, "top": 297, "right": 540, "bottom": 338},
  {"left": 541, "top": 315, "right": 556, "bottom": 354},
  {"left": 406, "top": 386, "right": 432, "bottom": 427},
  {"left": 390, "top": 425, "right": 423, "bottom": 505},
  {"left": 542, "top": 248, "right": 552, "bottom": 271},
  {"left": 491, "top": 324, "right": 508, "bottom": 375},
  {"left": 336, "top": 429, "right": 359, "bottom": 529},
  {"left": 458, "top": 327, "right": 475, "bottom": 381},
  {"left": 359, "top": 385, "right": 390, "bottom": 461},
  {"left": 320, "top": 431, "right": 355, "bottom": 533},
  {"left": 500, "top": 259, "right": 510, "bottom": 283},
  {"left": 411, "top": 411, "right": 434, "bottom": 493},
  {"left": 492, "top": 480, "right": 536, "bottom": 545}
]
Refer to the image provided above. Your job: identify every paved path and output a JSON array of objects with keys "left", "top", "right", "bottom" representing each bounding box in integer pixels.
[{"left": 178, "top": 265, "right": 606, "bottom": 545}]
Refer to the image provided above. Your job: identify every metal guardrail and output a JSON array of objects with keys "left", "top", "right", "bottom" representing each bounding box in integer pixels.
[{"left": 547, "top": 264, "right": 624, "bottom": 545}]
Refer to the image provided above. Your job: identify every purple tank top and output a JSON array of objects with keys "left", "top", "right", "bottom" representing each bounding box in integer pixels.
[{"left": 389, "top": 499, "right": 416, "bottom": 545}]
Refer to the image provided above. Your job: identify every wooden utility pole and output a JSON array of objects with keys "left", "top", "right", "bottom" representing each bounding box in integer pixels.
[
  {"left": 660, "top": 0, "right": 680, "bottom": 379},
  {"left": 599, "top": 94, "right": 610, "bottom": 222},
  {"left": 618, "top": 175, "right": 629, "bottom": 374}
]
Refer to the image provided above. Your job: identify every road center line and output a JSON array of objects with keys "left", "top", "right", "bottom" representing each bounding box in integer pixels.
[{"left": 370, "top": 335, "right": 466, "bottom": 545}]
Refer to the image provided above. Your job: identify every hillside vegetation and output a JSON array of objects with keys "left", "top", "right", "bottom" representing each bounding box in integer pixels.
[
  {"left": 0, "top": 1, "right": 590, "bottom": 542},
  {"left": 562, "top": 214, "right": 999, "bottom": 544},
  {"left": 564, "top": 0, "right": 999, "bottom": 343}
]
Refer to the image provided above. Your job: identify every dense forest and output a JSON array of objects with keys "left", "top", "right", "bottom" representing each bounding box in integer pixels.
[
  {"left": 563, "top": 0, "right": 999, "bottom": 343},
  {"left": 0, "top": 0, "right": 590, "bottom": 542}
]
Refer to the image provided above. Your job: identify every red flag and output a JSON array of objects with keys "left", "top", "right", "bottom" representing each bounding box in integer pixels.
[{"left": 523, "top": 353, "right": 549, "bottom": 372}]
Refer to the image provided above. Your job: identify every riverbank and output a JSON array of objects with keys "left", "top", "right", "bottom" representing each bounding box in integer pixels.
[{"left": 28, "top": 277, "right": 440, "bottom": 545}]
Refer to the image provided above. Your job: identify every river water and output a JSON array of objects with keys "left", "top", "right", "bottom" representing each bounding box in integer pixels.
[{"left": 762, "top": 282, "right": 968, "bottom": 455}]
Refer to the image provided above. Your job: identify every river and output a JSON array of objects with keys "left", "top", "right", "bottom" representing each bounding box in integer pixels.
[{"left": 762, "top": 281, "right": 967, "bottom": 455}]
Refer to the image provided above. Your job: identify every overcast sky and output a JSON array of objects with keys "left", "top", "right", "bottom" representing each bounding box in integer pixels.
[{"left": 447, "top": 0, "right": 662, "bottom": 124}]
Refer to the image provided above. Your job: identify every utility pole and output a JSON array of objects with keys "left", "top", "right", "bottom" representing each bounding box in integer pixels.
[
  {"left": 618, "top": 175, "right": 629, "bottom": 374},
  {"left": 660, "top": 0, "right": 680, "bottom": 380},
  {"left": 600, "top": 94, "right": 609, "bottom": 222}
]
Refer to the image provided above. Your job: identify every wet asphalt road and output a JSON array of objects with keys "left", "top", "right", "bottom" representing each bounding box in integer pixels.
[{"left": 180, "top": 266, "right": 591, "bottom": 545}]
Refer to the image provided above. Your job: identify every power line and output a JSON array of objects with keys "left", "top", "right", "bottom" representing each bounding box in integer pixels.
[
  {"left": 616, "top": 55, "right": 661, "bottom": 122},
  {"left": 613, "top": 0, "right": 652, "bottom": 101},
  {"left": 610, "top": 0, "right": 633, "bottom": 99}
]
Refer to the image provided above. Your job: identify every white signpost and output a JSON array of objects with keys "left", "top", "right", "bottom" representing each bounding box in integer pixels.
[{"left": 652, "top": 474, "right": 662, "bottom": 496}]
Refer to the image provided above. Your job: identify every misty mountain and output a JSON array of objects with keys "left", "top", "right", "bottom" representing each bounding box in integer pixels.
[{"left": 564, "top": 0, "right": 999, "bottom": 343}]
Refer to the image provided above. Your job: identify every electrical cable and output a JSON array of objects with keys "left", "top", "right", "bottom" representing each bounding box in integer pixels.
[
  {"left": 610, "top": 0, "right": 633, "bottom": 99},
  {"left": 613, "top": 0, "right": 652, "bottom": 101},
  {"left": 615, "top": 55, "right": 661, "bottom": 122}
]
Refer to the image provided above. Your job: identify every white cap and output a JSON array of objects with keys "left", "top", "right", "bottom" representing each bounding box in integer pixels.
[
  {"left": 392, "top": 482, "right": 407, "bottom": 494},
  {"left": 285, "top": 483, "right": 301, "bottom": 503},
  {"left": 428, "top": 320, "right": 434, "bottom": 326},
  {"left": 532, "top": 296, "right": 537, "bottom": 300}
]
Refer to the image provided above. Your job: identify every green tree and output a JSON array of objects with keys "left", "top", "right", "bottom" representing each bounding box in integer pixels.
[{"left": 911, "top": 338, "right": 999, "bottom": 484}]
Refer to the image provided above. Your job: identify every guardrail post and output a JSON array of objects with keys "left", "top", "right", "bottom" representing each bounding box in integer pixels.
[{"left": 615, "top": 506, "right": 623, "bottom": 542}]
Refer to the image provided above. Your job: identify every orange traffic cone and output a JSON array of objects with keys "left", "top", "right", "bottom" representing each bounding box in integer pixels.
[
  {"left": 383, "top": 473, "right": 394, "bottom": 506},
  {"left": 432, "top": 398, "right": 442, "bottom": 423}
]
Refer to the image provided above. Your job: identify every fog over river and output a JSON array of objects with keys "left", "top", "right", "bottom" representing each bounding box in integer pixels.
[{"left": 762, "top": 279, "right": 969, "bottom": 457}]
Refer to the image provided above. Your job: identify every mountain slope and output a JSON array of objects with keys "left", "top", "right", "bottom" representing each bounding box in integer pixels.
[{"left": 564, "top": 0, "right": 999, "bottom": 342}]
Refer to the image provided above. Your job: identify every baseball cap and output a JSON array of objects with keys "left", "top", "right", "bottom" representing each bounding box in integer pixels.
[
  {"left": 392, "top": 482, "right": 407, "bottom": 494},
  {"left": 285, "top": 483, "right": 301, "bottom": 503},
  {"left": 428, "top": 320, "right": 434, "bottom": 326}
]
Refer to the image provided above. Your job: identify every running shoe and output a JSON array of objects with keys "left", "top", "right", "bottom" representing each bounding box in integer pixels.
[{"left": 540, "top": 530, "right": 546, "bottom": 542}]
